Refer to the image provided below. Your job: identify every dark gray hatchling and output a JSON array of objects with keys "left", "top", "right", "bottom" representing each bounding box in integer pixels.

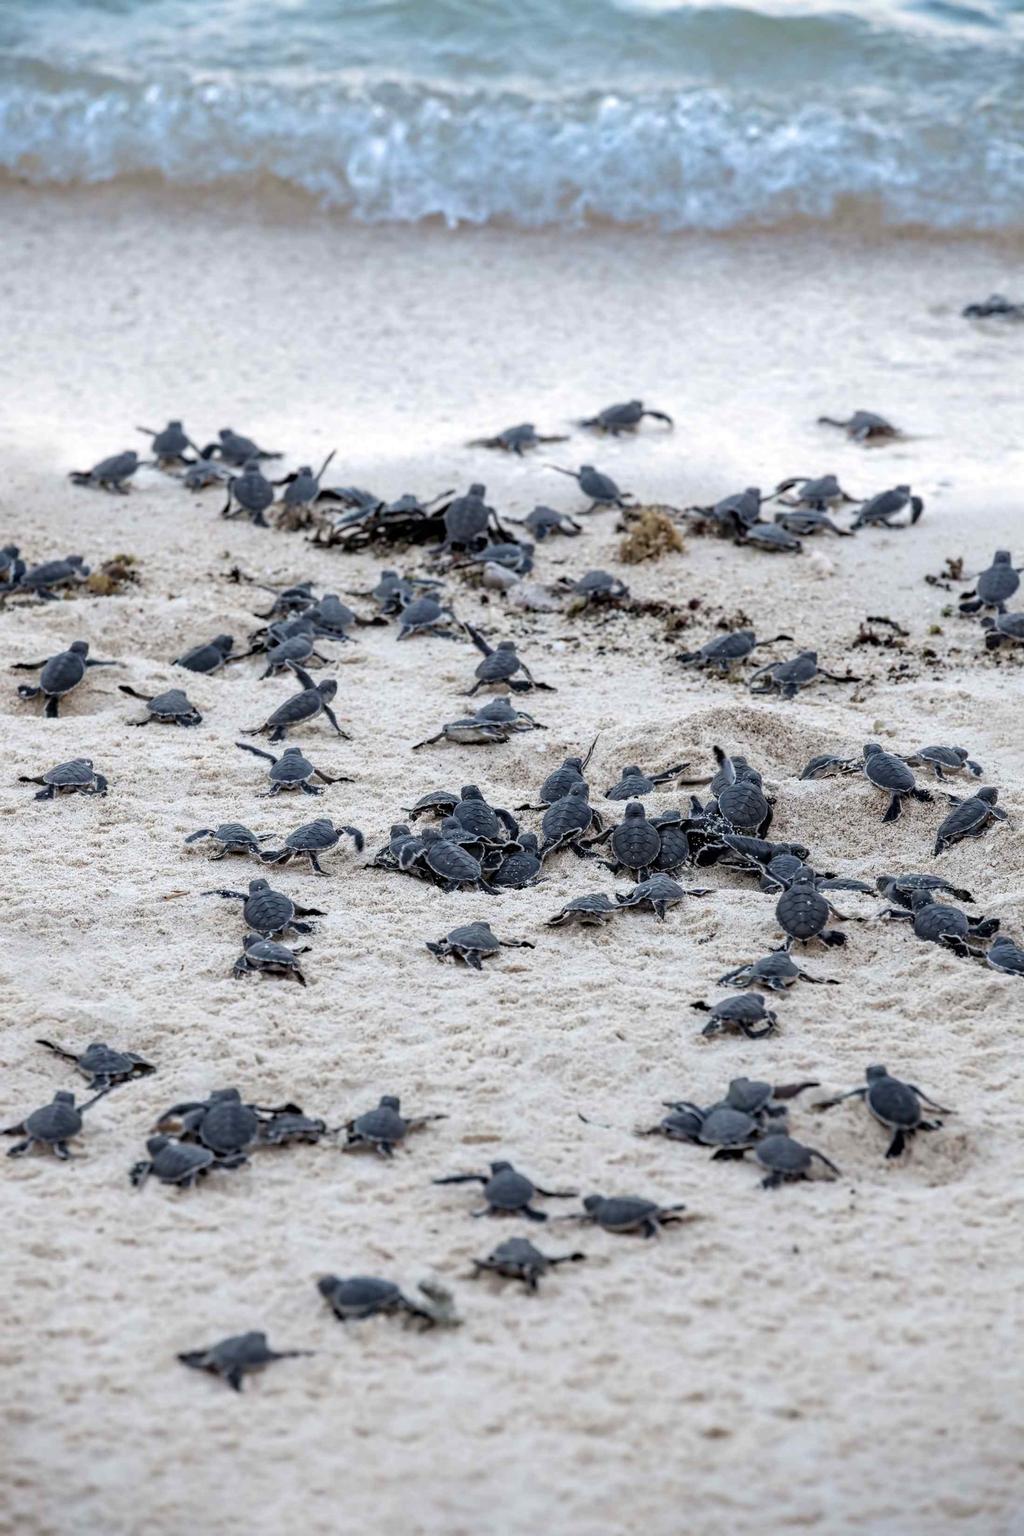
[
  {"left": 692, "top": 1105, "right": 763, "bottom": 1157},
  {"left": 221, "top": 461, "right": 275, "bottom": 526},
  {"left": 257, "top": 1110, "right": 330, "bottom": 1146},
  {"left": 412, "top": 697, "right": 546, "bottom": 750},
  {"left": 408, "top": 829, "right": 495, "bottom": 892},
  {"left": 879, "top": 890, "right": 997, "bottom": 958},
  {"left": 427, "top": 921, "right": 534, "bottom": 970},
  {"left": 185, "top": 822, "right": 271, "bottom": 859},
  {"left": 933, "top": 787, "right": 1006, "bottom": 854},
  {"left": 19, "top": 757, "right": 108, "bottom": 800},
  {"left": 14, "top": 641, "right": 118, "bottom": 718},
  {"left": 451, "top": 784, "right": 519, "bottom": 843},
  {"left": 182, "top": 458, "right": 232, "bottom": 491},
  {"left": 861, "top": 743, "right": 933, "bottom": 822},
  {"left": 749, "top": 649, "right": 857, "bottom": 700},
  {"left": 272, "top": 451, "right": 337, "bottom": 529},
  {"left": 120, "top": 685, "right": 202, "bottom": 726},
  {"left": 650, "top": 810, "right": 693, "bottom": 874},
  {"left": 318, "top": 1276, "right": 434, "bottom": 1327},
  {"left": 403, "top": 789, "right": 460, "bottom": 822},
  {"left": 234, "top": 933, "right": 311, "bottom": 984},
  {"left": 137, "top": 419, "right": 196, "bottom": 466},
  {"left": 369, "top": 823, "right": 423, "bottom": 871},
  {"left": 69, "top": 450, "right": 142, "bottom": 492},
  {"left": 130, "top": 1135, "right": 219, "bottom": 1188},
  {"left": 439, "top": 483, "right": 505, "bottom": 552},
  {"left": 850, "top": 485, "right": 923, "bottom": 529},
  {"left": 875, "top": 872, "right": 975, "bottom": 910},
  {"left": 576, "top": 1194, "right": 687, "bottom": 1238},
  {"left": 489, "top": 833, "right": 545, "bottom": 890},
  {"left": 3, "top": 1088, "right": 108, "bottom": 1159},
  {"left": 539, "top": 783, "right": 605, "bottom": 860},
  {"left": 546, "top": 893, "right": 619, "bottom": 928},
  {"left": 691, "top": 993, "right": 778, "bottom": 1040},
  {"left": 235, "top": 741, "right": 352, "bottom": 797},
  {"left": 465, "top": 625, "right": 553, "bottom": 695},
  {"left": 986, "top": 935, "right": 1024, "bottom": 976},
  {"left": 178, "top": 1332, "right": 312, "bottom": 1391},
  {"left": 567, "top": 569, "right": 630, "bottom": 611},
  {"left": 0, "top": 544, "right": 22, "bottom": 584},
  {"left": 1, "top": 554, "right": 90, "bottom": 602},
  {"left": 959, "top": 550, "right": 1020, "bottom": 615},
  {"left": 589, "top": 801, "right": 663, "bottom": 877},
  {"left": 206, "top": 878, "right": 326, "bottom": 939},
  {"left": 815, "top": 1064, "right": 952, "bottom": 1159},
  {"left": 471, "top": 1237, "right": 586, "bottom": 1292},
  {"left": 717, "top": 951, "right": 838, "bottom": 991},
  {"left": 774, "top": 473, "right": 859, "bottom": 510},
  {"left": 773, "top": 506, "right": 851, "bottom": 538},
  {"left": 247, "top": 631, "right": 333, "bottom": 678},
  {"left": 776, "top": 872, "right": 848, "bottom": 949},
  {"left": 509, "top": 505, "right": 583, "bottom": 540},
  {"left": 747, "top": 1133, "right": 841, "bottom": 1190},
  {"left": 518, "top": 739, "right": 598, "bottom": 810},
  {"left": 980, "top": 612, "right": 1024, "bottom": 649},
  {"left": 175, "top": 634, "right": 235, "bottom": 673},
  {"left": 713, "top": 750, "right": 773, "bottom": 834},
  {"left": 395, "top": 595, "right": 460, "bottom": 641},
  {"left": 616, "top": 874, "right": 710, "bottom": 921},
  {"left": 719, "top": 1076, "right": 819, "bottom": 1118},
  {"left": 37, "top": 1039, "right": 155, "bottom": 1091},
  {"left": 261, "top": 817, "right": 364, "bottom": 875},
  {"left": 905, "top": 745, "right": 983, "bottom": 781},
  {"left": 676, "top": 628, "right": 793, "bottom": 671},
  {"left": 434, "top": 1160, "right": 578, "bottom": 1222},
  {"left": 547, "top": 463, "right": 634, "bottom": 512},
  {"left": 242, "top": 666, "right": 349, "bottom": 743},
  {"left": 818, "top": 409, "right": 899, "bottom": 443},
  {"left": 963, "top": 293, "right": 1024, "bottom": 319},
  {"left": 741, "top": 522, "right": 803, "bottom": 554},
  {"left": 604, "top": 762, "right": 690, "bottom": 799},
  {"left": 580, "top": 399, "right": 673, "bottom": 434},
  {"left": 468, "top": 423, "right": 569, "bottom": 456},
  {"left": 203, "top": 428, "right": 283, "bottom": 466},
  {"left": 156, "top": 1088, "right": 274, "bottom": 1158},
  {"left": 684, "top": 486, "right": 763, "bottom": 536},
  {"left": 342, "top": 1094, "right": 447, "bottom": 1157}
]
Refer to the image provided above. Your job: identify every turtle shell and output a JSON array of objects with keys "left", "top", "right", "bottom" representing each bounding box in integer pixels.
[
  {"left": 776, "top": 879, "right": 829, "bottom": 939},
  {"left": 866, "top": 1075, "right": 922, "bottom": 1130},
  {"left": 977, "top": 561, "right": 1019, "bottom": 604},
  {"left": 446, "top": 922, "right": 501, "bottom": 957},
  {"left": 400, "top": 596, "right": 446, "bottom": 630},
  {"left": 26, "top": 1096, "right": 82, "bottom": 1141},
  {"left": 424, "top": 840, "right": 483, "bottom": 883},
  {"left": 151, "top": 1138, "right": 214, "bottom": 1182},
  {"left": 723, "top": 1078, "right": 775, "bottom": 1114},
  {"left": 484, "top": 1166, "right": 535, "bottom": 1210},
  {"left": 587, "top": 1196, "right": 658, "bottom": 1230},
  {"left": 268, "top": 688, "right": 324, "bottom": 727},
  {"left": 39, "top": 650, "right": 87, "bottom": 695},
  {"left": 147, "top": 689, "right": 197, "bottom": 719},
  {"left": 404, "top": 790, "right": 460, "bottom": 819},
  {"left": 199, "top": 1099, "right": 261, "bottom": 1154},
  {"left": 542, "top": 789, "right": 594, "bottom": 840},
  {"left": 321, "top": 1276, "right": 402, "bottom": 1314},
  {"left": 484, "top": 1237, "right": 545, "bottom": 1272},
  {"left": 704, "top": 630, "right": 756, "bottom": 662},
  {"left": 74, "top": 1043, "right": 139, "bottom": 1078},
  {"left": 243, "top": 885, "right": 295, "bottom": 935},
  {"left": 711, "top": 993, "right": 768, "bottom": 1023},
  {"left": 934, "top": 795, "right": 994, "bottom": 847},
  {"left": 653, "top": 818, "right": 690, "bottom": 872},
  {"left": 491, "top": 848, "right": 542, "bottom": 888},
  {"left": 622, "top": 875, "right": 685, "bottom": 907},
  {"left": 270, "top": 749, "right": 316, "bottom": 785},
  {"left": 755, "top": 1134, "right": 812, "bottom": 1173},
  {"left": 606, "top": 768, "right": 656, "bottom": 800},
  {"left": 286, "top": 819, "right": 339, "bottom": 851},
  {"left": 864, "top": 750, "right": 915, "bottom": 792},
  {"left": 540, "top": 760, "right": 586, "bottom": 803},
  {"left": 697, "top": 1106, "right": 758, "bottom": 1147},
  {"left": 215, "top": 823, "right": 261, "bottom": 848},
  {"left": 246, "top": 938, "right": 302, "bottom": 970},
  {"left": 444, "top": 494, "right": 489, "bottom": 544},
  {"left": 453, "top": 793, "right": 503, "bottom": 841},
  {"left": 43, "top": 757, "right": 97, "bottom": 786},
  {"left": 233, "top": 468, "right": 274, "bottom": 512},
  {"left": 351, "top": 1100, "right": 408, "bottom": 1144},
  {"left": 718, "top": 779, "right": 770, "bottom": 831},
  {"left": 610, "top": 805, "right": 661, "bottom": 868},
  {"left": 913, "top": 902, "right": 968, "bottom": 942}
]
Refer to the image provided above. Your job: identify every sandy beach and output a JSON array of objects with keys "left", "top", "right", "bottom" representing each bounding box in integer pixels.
[{"left": 1, "top": 185, "right": 1022, "bottom": 1536}]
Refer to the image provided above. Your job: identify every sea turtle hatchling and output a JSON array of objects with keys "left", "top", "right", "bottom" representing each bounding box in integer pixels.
[
  {"left": 772, "top": 507, "right": 851, "bottom": 538},
  {"left": 235, "top": 741, "right": 352, "bottom": 797},
  {"left": 933, "top": 787, "right": 1006, "bottom": 854},
  {"left": 676, "top": 628, "right": 794, "bottom": 672},
  {"left": 342, "top": 1094, "right": 447, "bottom": 1157},
  {"left": 185, "top": 823, "right": 272, "bottom": 859},
  {"left": 508, "top": 505, "right": 583, "bottom": 540},
  {"left": 136, "top": 419, "right": 197, "bottom": 466},
  {"left": 156, "top": 1087, "right": 284, "bottom": 1157},
  {"left": 716, "top": 951, "right": 838, "bottom": 991},
  {"left": 744, "top": 1133, "right": 841, "bottom": 1190},
  {"left": 579, "top": 400, "right": 674, "bottom": 434},
  {"left": 814, "top": 1064, "right": 952, "bottom": 1158},
  {"left": 818, "top": 410, "right": 900, "bottom": 443},
  {"left": 0, "top": 554, "right": 91, "bottom": 602},
  {"left": 205, "top": 878, "right": 326, "bottom": 939},
  {"left": 178, "top": 1332, "right": 312, "bottom": 1391},
  {"left": 433, "top": 1160, "right": 578, "bottom": 1222},
  {"left": 713, "top": 752, "right": 772, "bottom": 834},
  {"left": 317, "top": 1276, "right": 435, "bottom": 1326},
  {"left": 412, "top": 697, "right": 546, "bottom": 750},
  {"left": 774, "top": 474, "right": 859, "bottom": 510},
  {"left": 437, "top": 483, "right": 508, "bottom": 553},
  {"left": 860, "top": 743, "right": 934, "bottom": 822},
  {"left": 958, "top": 551, "right": 1020, "bottom": 615},
  {"left": 546, "top": 893, "right": 620, "bottom": 928},
  {"left": 539, "top": 783, "right": 605, "bottom": 861},
  {"left": 776, "top": 872, "right": 848, "bottom": 949},
  {"left": 740, "top": 522, "right": 803, "bottom": 554},
  {"left": 691, "top": 993, "right": 778, "bottom": 1040},
  {"left": 904, "top": 745, "right": 983, "bottom": 781},
  {"left": 850, "top": 485, "right": 924, "bottom": 529},
  {"left": 604, "top": 762, "right": 690, "bottom": 800},
  {"left": 242, "top": 666, "right": 349, "bottom": 743},
  {"left": 489, "top": 832, "right": 545, "bottom": 890},
  {"left": 547, "top": 463, "right": 634, "bottom": 512},
  {"left": 130, "top": 1135, "right": 222, "bottom": 1188},
  {"left": 518, "top": 739, "right": 598, "bottom": 810},
  {"left": 14, "top": 641, "right": 118, "bottom": 718},
  {"left": 565, "top": 569, "right": 630, "bottom": 611},
  {"left": 405, "top": 829, "right": 497, "bottom": 893},
  {"left": 395, "top": 595, "right": 461, "bottom": 642},
  {"left": 174, "top": 635, "right": 235, "bottom": 673},
  {"left": 221, "top": 461, "right": 275, "bottom": 526},
  {"left": 587, "top": 801, "right": 662, "bottom": 877},
  {"left": 471, "top": 1237, "right": 586, "bottom": 1291},
  {"left": 119, "top": 685, "right": 202, "bottom": 726},
  {"left": 467, "top": 423, "right": 569, "bottom": 456},
  {"left": 36, "top": 1039, "right": 155, "bottom": 1091},
  {"left": 986, "top": 935, "right": 1024, "bottom": 976},
  {"left": 257, "top": 1110, "right": 330, "bottom": 1146},
  {"left": 980, "top": 612, "right": 1024, "bottom": 650},
  {"left": 402, "top": 789, "right": 460, "bottom": 822},
  {"left": 465, "top": 626, "right": 554, "bottom": 695},
  {"left": 272, "top": 451, "right": 337, "bottom": 530},
  {"left": 749, "top": 650, "right": 859, "bottom": 701},
  {"left": 260, "top": 818, "right": 364, "bottom": 875},
  {"left": 879, "top": 890, "right": 998, "bottom": 958},
  {"left": 18, "top": 757, "right": 108, "bottom": 800},
  {"left": 182, "top": 458, "right": 232, "bottom": 491},
  {"left": 616, "top": 874, "right": 710, "bottom": 921},
  {"left": 202, "top": 428, "right": 283, "bottom": 466},
  {"left": 68, "top": 450, "right": 143, "bottom": 492},
  {"left": 683, "top": 487, "right": 763, "bottom": 536},
  {"left": 875, "top": 873, "right": 975, "bottom": 910},
  {"left": 574, "top": 1194, "right": 688, "bottom": 1238},
  {"left": 427, "top": 921, "right": 534, "bottom": 970},
  {"left": 3, "top": 1089, "right": 109, "bottom": 1159},
  {"left": 233, "top": 933, "right": 310, "bottom": 983},
  {"left": 962, "top": 293, "right": 1024, "bottom": 319}
]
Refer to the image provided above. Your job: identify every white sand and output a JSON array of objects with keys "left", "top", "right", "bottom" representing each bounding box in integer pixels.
[{"left": 2, "top": 187, "right": 1022, "bottom": 1536}]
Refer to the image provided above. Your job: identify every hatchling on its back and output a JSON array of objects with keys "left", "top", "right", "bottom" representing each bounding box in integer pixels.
[
  {"left": 234, "top": 933, "right": 311, "bottom": 984},
  {"left": 19, "top": 757, "right": 108, "bottom": 800}
]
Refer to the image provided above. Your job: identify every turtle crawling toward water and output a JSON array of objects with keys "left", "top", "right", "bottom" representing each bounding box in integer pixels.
[
  {"left": 242, "top": 667, "right": 349, "bottom": 743},
  {"left": 317, "top": 1276, "right": 444, "bottom": 1328},
  {"left": 818, "top": 410, "right": 900, "bottom": 443},
  {"left": 933, "top": 787, "right": 1006, "bottom": 854},
  {"left": 546, "top": 893, "right": 619, "bottom": 928},
  {"left": 749, "top": 650, "right": 858, "bottom": 700},
  {"left": 776, "top": 871, "right": 848, "bottom": 949},
  {"left": 433, "top": 1160, "right": 578, "bottom": 1222},
  {"left": 565, "top": 569, "right": 630, "bottom": 612},
  {"left": 547, "top": 464, "right": 634, "bottom": 512},
  {"left": 202, "top": 428, "right": 282, "bottom": 466},
  {"left": 850, "top": 485, "right": 924, "bottom": 529},
  {"left": 69, "top": 450, "right": 143, "bottom": 492},
  {"left": 604, "top": 762, "right": 690, "bottom": 799},
  {"left": 575, "top": 1194, "right": 688, "bottom": 1238},
  {"left": 691, "top": 993, "right": 778, "bottom": 1040},
  {"left": 137, "top": 419, "right": 197, "bottom": 467},
  {"left": 120, "top": 685, "right": 202, "bottom": 726},
  {"left": 815, "top": 1063, "right": 952, "bottom": 1158},
  {"left": 427, "top": 921, "right": 534, "bottom": 970},
  {"left": 342, "top": 1094, "right": 447, "bottom": 1157},
  {"left": 580, "top": 400, "right": 673, "bottom": 435},
  {"left": 677, "top": 628, "right": 793, "bottom": 672},
  {"left": 233, "top": 934, "right": 311, "bottom": 984},
  {"left": 986, "top": 935, "right": 1024, "bottom": 976},
  {"left": 468, "top": 423, "right": 569, "bottom": 456},
  {"left": 14, "top": 641, "right": 118, "bottom": 718},
  {"left": 206, "top": 878, "right": 325, "bottom": 939},
  {"left": 745, "top": 1133, "right": 841, "bottom": 1190},
  {"left": 879, "top": 889, "right": 998, "bottom": 957},
  {"left": 980, "top": 613, "right": 1024, "bottom": 650},
  {"left": 616, "top": 874, "right": 709, "bottom": 921},
  {"left": 175, "top": 634, "right": 235, "bottom": 674},
  {"left": 958, "top": 551, "right": 1020, "bottom": 615},
  {"left": 185, "top": 823, "right": 271, "bottom": 860},
  {"left": 860, "top": 743, "right": 934, "bottom": 822},
  {"left": 962, "top": 293, "right": 1024, "bottom": 320},
  {"left": 716, "top": 950, "right": 838, "bottom": 991},
  {"left": 471, "top": 1237, "right": 586, "bottom": 1291},
  {"left": 235, "top": 741, "right": 352, "bottom": 797},
  {"left": 465, "top": 626, "right": 554, "bottom": 695},
  {"left": 18, "top": 757, "right": 108, "bottom": 800},
  {"left": 261, "top": 817, "right": 364, "bottom": 875},
  {"left": 130, "top": 1135, "right": 233, "bottom": 1188},
  {"left": 3, "top": 1089, "right": 109, "bottom": 1159},
  {"left": 412, "top": 696, "right": 546, "bottom": 750},
  {"left": 178, "top": 1332, "right": 312, "bottom": 1392},
  {"left": 37, "top": 1039, "right": 155, "bottom": 1091},
  {"left": 905, "top": 745, "right": 983, "bottom": 781}
]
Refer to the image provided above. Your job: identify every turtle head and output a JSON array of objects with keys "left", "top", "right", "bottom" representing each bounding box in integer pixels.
[
  {"left": 624, "top": 802, "right": 646, "bottom": 819},
  {"left": 54, "top": 1090, "right": 75, "bottom": 1105},
  {"left": 910, "top": 890, "right": 936, "bottom": 910},
  {"left": 979, "top": 617, "right": 995, "bottom": 631},
  {"left": 621, "top": 764, "right": 643, "bottom": 777},
  {"left": 519, "top": 832, "right": 539, "bottom": 851},
  {"left": 865, "top": 1064, "right": 888, "bottom": 1082},
  {"left": 390, "top": 823, "right": 411, "bottom": 838},
  {"left": 317, "top": 1275, "right": 340, "bottom": 1299},
  {"left": 147, "top": 1135, "right": 170, "bottom": 1153},
  {"left": 894, "top": 483, "right": 911, "bottom": 494},
  {"left": 317, "top": 680, "right": 338, "bottom": 700},
  {"left": 213, "top": 634, "right": 234, "bottom": 652},
  {"left": 977, "top": 786, "right": 999, "bottom": 803},
  {"left": 489, "top": 1160, "right": 513, "bottom": 1173},
  {"left": 862, "top": 742, "right": 882, "bottom": 759},
  {"left": 213, "top": 1088, "right": 242, "bottom": 1102},
  {"left": 496, "top": 640, "right": 516, "bottom": 653},
  {"left": 583, "top": 1195, "right": 603, "bottom": 1213},
  {"left": 468, "top": 483, "right": 486, "bottom": 496},
  {"left": 460, "top": 785, "right": 483, "bottom": 801},
  {"left": 993, "top": 549, "right": 1012, "bottom": 564},
  {"left": 248, "top": 878, "right": 270, "bottom": 894},
  {"left": 69, "top": 641, "right": 89, "bottom": 656},
  {"left": 568, "top": 782, "right": 590, "bottom": 800},
  {"left": 380, "top": 1095, "right": 400, "bottom": 1111}
]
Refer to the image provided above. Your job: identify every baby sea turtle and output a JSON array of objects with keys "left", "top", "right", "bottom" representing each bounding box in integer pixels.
[
  {"left": 3, "top": 1088, "right": 108, "bottom": 1158},
  {"left": 272, "top": 451, "right": 337, "bottom": 530},
  {"left": 818, "top": 410, "right": 899, "bottom": 443},
  {"left": 157, "top": 1088, "right": 280, "bottom": 1156},
  {"left": 580, "top": 400, "right": 673, "bottom": 434},
  {"left": 18, "top": 757, "right": 108, "bottom": 800},
  {"left": 713, "top": 751, "right": 772, "bottom": 833},
  {"left": 471, "top": 1237, "right": 586, "bottom": 1291},
  {"left": 850, "top": 485, "right": 924, "bottom": 530},
  {"left": 489, "top": 832, "right": 545, "bottom": 890},
  {"left": 539, "top": 783, "right": 605, "bottom": 860},
  {"left": 962, "top": 293, "right": 1024, "bottom": 319},
  {"left": 342, "top": 1094, "right": 447, "bottom": 1156},
  {"left": 933, "top": 787, "right": 1006, "bottom": 854},
  {"left": 257, "top": 1110, "right": 329, "bottom": 1146},
  {"left": 465, "top": 625, "right": 553, "bottom": 695},
  {"left": 130, "top": 1135, "right": 221, "bottom": 1188},
  {"left": 175, "top": 634, "right": 235, "bottom": 673},
  {"left": 566, "top": 569, "right": 630, "bottom": 611},
  {"left": 718, "top": 1076, "right": 819, "bottom": 1117},
  {"left": 508, "top": 505, "right": 583, "bottom": 540},
  {"left": 774, "top": 474, "right": 859, "bottom": 510},
  {"left": 815, "top": 1064, "right": 952, "bottom": 1158},
  {"left": 741, "top": 522, "right": 803, "bottom": 554},
  {"left": 649, "top": 810, "right": 694, "bottom": 874},
  {"left": 986, "top": 935, "right": 1024, "bottom": 976},
  {"left": 875, "top": 872, "right": 975, "bottom": 909},
  {"left": 234, "top": 932, "right": 310, "bottom": 985},
  {"left": 405, "top": 828, "right": 497, "bottom": 893},
  {"left": 576, "top": 1194, "right": 687, "bottom": 1238},
  {"left": 616, "top": 874, "right": 709, "bottom": 921},
  {"left": 395, "top": 594, "right": 460, "bottom": 642},
  {"left": 716, "top": 951, "right": 838, "bottom": 991},
  {"left": 427, "top": 921, "right": 534, "bottom": 970},
  {"left": 980, "top": 612, "right": 1024, "bottom": 650},
  {"left": 178, "top": 1332, "right": 312, "bottom": 1392},
  {"left": 36, "top": 1039, "right": 155, "bottom": 1091},
  {"left": 0, "top": 544, "right": 23, "bottom": 584},
  {"left": 776, "top": 872, "right": 847, "bottom": 949},
  {"left": 684, "top": 486, "right": 763, "bottom": 536},
  {"left": 588, "top": 801, "right": 662, "bottom": 877},
  {"left": 0, "top": 553, "right": 91, "bottom": 602},
  {"left": 468, "top": 423, "right": 569, "bottom": 456},
  {"left": 546, "top": 893, "right": 619, "bottom": 927},
  {"left": 451, "top": 783, "right": 519, "bottom": 843},
  {"left": 958, "top": 551, "right": 1020, "bottom": 615},
  {"left": 412, "top": 697, "right": 545, "bottom": 750},
  {"left": 746, "top": 1133, "right": 841, "bottom": 1190},
  {"left": 206, "top": 878, "right": 325, "bottom": 938},
  {"left": 14, "top": 641, "right": 118, "bottom": 718},
  {"left": 235, "top": 741, "right": 351, "bottom": 797},
  {"left": 676, "top": 628, "right": 794, "bottom": 672},
  {"left": 261, "top": 817, "right": 364, "bottom": 875},
  {"left": 242, "top": 666, "right": 348, "bottom": 742},
  {"left": 548, "top": 463, "right": 634, "bottom": 512},
  {"left": 691, "top": 993, "right": 778, "bottom": 1039},
  {"left": 880, "top": 890, "right": 997, "bottom": 957},
  {"left": 182, "top": 458, "right": 232, "bottom": 491},
  {"left": 905, "top": 745, "right": 983, "bottom": 781},
  {"left": 317, "top": 1276, "right": 433, "bottom": 1326},
  {"left": 403, "top": 789, "right": 460, "bottom": 822},
  {"left": 860, "top": 743, "right": 934, "bottom": 822},
  {"left": 604, "top": 762, "right": 690, "bottom": 800},
  {"left": 433, "top": 1160, "right": 577, "bottom": 1221},
  {"left": 185, "top": 823, "right": 271, "bottom": 859},
  {"left": 136, "top": 419, "right": 197, "bottom": 466},
  {"left": 221, "top": 461, "right": 275, "bottom": 526},
  {"left": 518, "top": 739, "right": 598, "bottom": 809},
  {"left": 202, "top": 428, "right": 282, "bottom": 466},
  {"left": 68, "top": 450, "right": 142, "bottom": 492},
  {"left": 749, "top": 650, "right": 858, "bottom": 700},
  {"left": 437, "top": 483, "right": 506, "bottom": 553},
  {"left": 120, "top": 684, "right": 202, "bottom": 727},
  {"left": 773, "top": 507, "right": 851, "bottom": 538}
]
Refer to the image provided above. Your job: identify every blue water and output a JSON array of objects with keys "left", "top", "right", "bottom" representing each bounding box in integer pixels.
[{"left": 1, "top": 0, "right": 1022, "bottom": 230}]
